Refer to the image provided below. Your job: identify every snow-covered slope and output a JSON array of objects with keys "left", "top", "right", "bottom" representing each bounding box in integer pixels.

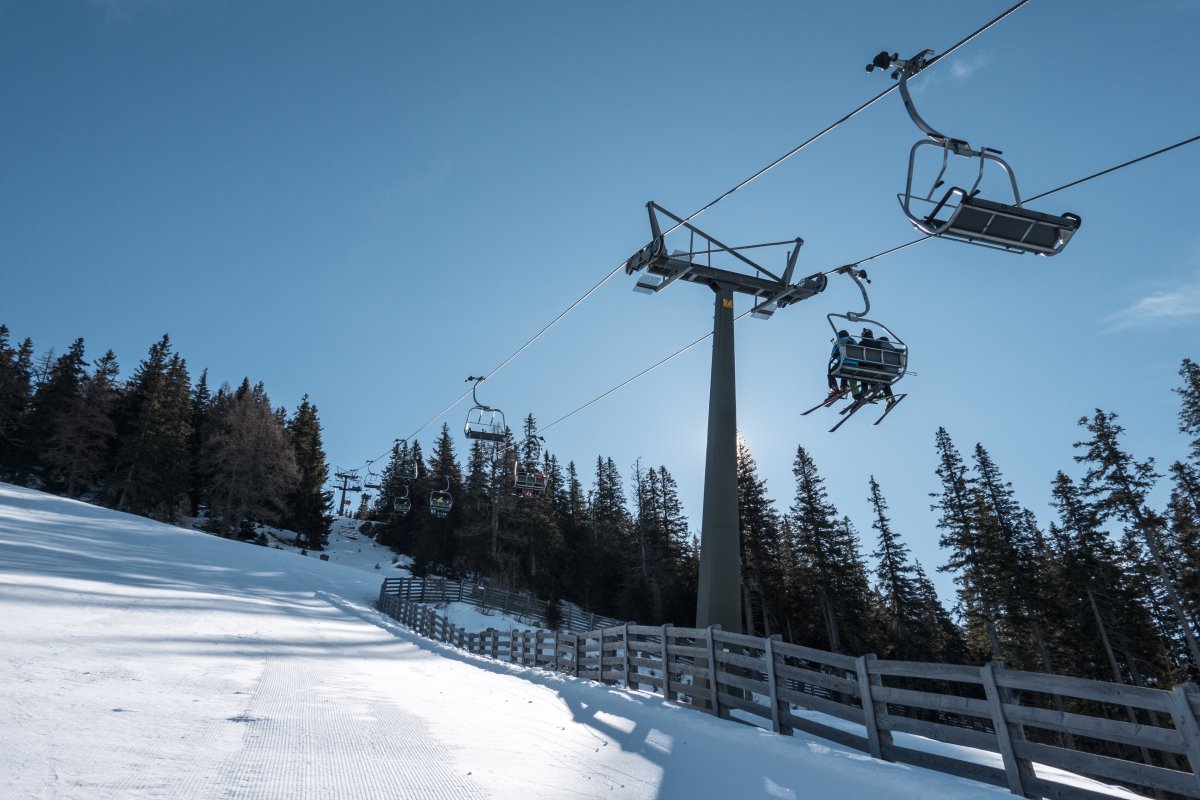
[{"left": 0, "top": 483, "right": 1128, "bottom": 799}]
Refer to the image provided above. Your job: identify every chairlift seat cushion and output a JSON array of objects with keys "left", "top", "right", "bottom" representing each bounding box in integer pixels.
[{"left": 930, "top": 193, "right": 1081, "bottom": 256}]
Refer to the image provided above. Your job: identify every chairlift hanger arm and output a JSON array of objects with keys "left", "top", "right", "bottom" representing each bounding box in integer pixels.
[
  {"left": 834, "top": 265, "right": 872, "bottom": 320},
  {"left": 465, "top": 375, "right": 494, "bottom": 411}
]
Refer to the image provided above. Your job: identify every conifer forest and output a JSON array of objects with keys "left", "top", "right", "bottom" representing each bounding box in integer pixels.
[{"left": 4, "top": 322, "right": 1200, "bottom": 690}]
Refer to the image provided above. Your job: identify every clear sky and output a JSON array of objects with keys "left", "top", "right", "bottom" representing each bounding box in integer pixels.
[{"left": 3, "top": 0, "right": 1198, "bottom": 605}]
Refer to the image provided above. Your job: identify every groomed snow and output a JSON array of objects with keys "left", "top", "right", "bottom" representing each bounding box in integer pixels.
[{"left": 0, "top": 483, "right": 1136, "bottom": 799}]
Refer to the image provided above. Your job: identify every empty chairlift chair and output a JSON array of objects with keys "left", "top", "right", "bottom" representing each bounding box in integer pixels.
[
  {"left": 463, "top": 375, "right": 507, "bottom": 442},
  {"left": 867, "top": 49, "right": 1081, "bottom": 256}
]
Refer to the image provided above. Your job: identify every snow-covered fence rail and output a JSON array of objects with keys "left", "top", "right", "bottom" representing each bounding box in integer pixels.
[
  {"left": 378, "top": 576, "right": 623, "bottom": 633},
  {"left": 376, "top": 581, "right": 1200, "bottom": 800}
]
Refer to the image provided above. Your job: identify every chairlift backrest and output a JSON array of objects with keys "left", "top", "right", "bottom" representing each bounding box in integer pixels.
[{"left": 827, "top": 313, "right": 908, "bottom": 387}]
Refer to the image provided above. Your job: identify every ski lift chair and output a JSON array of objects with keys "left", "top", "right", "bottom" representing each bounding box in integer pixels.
[
  {"left": 826, "top": 266, "right": 908, "bottom": 390},
  {"left": 430, "top": 478, "right": 453, "bottom": 518},
  {"left": 463, "top": 376, "right": 507, "bottom": 442},
  {"left": 394, "top": 487, "right": 412, "bottom": 516},
  {"left": 868, "top": 49, "right": 1081, "bottom": 256},
  {"left": 513, "top": 436, "right": 548, "bottom": 496}
]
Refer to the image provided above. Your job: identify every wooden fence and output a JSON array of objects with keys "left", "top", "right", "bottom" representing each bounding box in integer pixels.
[
  {"left": 377, "top": 580, "right": 1200, "bottom": 800},
  {"left": 379, "top": 576, "right": 625, "bottom": 634}
]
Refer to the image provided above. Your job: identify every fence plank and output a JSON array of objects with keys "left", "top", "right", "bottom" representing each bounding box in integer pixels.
[
  {"left": 1014, "top": 739, "right": 1199, "bottom": 797},
  {"left": 1005, "top": 703, "right": 1183, "bottom": 753},
  {"left": 995, "top": 668, "right": 1172, "bottom": 713}
]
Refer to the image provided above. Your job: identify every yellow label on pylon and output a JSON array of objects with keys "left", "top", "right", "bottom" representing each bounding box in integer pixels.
[{"left": 722, "top": 298, "right": 733, "bottom": 309}]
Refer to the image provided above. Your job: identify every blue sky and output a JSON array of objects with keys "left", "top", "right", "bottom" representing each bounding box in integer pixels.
[{"left": 2, "top": 0, "right": 1198, "bottom": 605}]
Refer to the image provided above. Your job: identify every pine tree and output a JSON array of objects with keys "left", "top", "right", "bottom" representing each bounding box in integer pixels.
[
  {"left": 868, "top": 476, "right": 922, "bottom": 659},
  {"left": 931, "top": 428, "right": 1003, "bottom": 661},
  {"left": 110, "top": 336, "right": 193, "bottom": 519},
  {"left": 285, "top": 395, "right": 333, "bottom": 548},
  {"left": 1176, "top": 358, "right": 1200, "bottom": 467},
  {"left": 186, "top": 370, "right": 212, "bottom": 516},
  {"left": 788, "top": 445, "right": 872, "bottom": 653},
  {"left": 201, "top": 380, "right": 299, "bottom": 534},
  {"left": 40, "top": 349, "right": 119, "bottom": 498},
  {"left": 582, "top": 455, "right": 629, "bottom": 617},
  {"left": 1074, "top": 409, "right": 1200, "bottom": 668},
  {"left": 1047, "top": 470, "right": 1171, "bottom": 684},
  {"left": 971, "top": 444, "right": 1048, "bottom": 670},
  {"left": 737, "top": 436, "right": 790, "bottom": 637},
  {"left": 0, "top": 328, "right": 35, "bottom": 480},
  {"left": 26, "top": 338, "right": 88, "bottom": 490}
]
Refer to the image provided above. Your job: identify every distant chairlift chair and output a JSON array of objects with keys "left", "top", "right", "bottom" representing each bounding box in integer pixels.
[
  {"left": 513, "top": 436, "right": 548, "bottom": 498},
  {"left": 463, "top": 376, "right": 507, "bottom": 442},
  {"left": 394, "top": 487, "right": 412, "bottom": 516},
  {"left": 867, "top": 49, "right": 1081, "bottom": 256},
  {"left": 429, "top": 478, "right": 453, "bottom": 518}
]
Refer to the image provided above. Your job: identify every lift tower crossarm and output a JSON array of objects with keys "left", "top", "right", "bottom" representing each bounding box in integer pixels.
[{"left": 624, "top": 202, "right": 827, "bottom": 313}]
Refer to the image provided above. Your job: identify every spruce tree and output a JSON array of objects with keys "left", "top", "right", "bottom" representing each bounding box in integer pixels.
[
  {"left": 110, "top": 336, "right": 193, "bottom": 519},
  {"left": 26, "top": 338, "right": 88, "bottom": 489},
  {"left": 868, "top": 476, "right": 922, "bottom": 659},
  {"left": 0, "top": 329, "right": 34, "bottom": 480},
  {"left": 788, "top": 445, "right": 872, "bottom": 653},
  {"left": 738, "top": 437, "right": 789, "bottom": 637},
  {"left": 201, "top": 380, "right": 299, "bottom": 534},
  {"left": 1047, "top": 470, "right": 1171, "bottom": 684},
  {"left": 285, "top": 395, "right": 333, "bottom": 548},
  {"left": 41, "top": 350, "right": 119, "bottom": 498},
  {"left": 931, "top": 428, "right": 1003, "bottom": 661},
  {"left": 1074, "top": 409, "right": 1200, "bottom": 668},
  {"left": 1176, "top": 358, "right": 1200, "bottom": 466}
]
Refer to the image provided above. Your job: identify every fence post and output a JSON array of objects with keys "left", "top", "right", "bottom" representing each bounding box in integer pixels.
[
  {"left": 855, "top": 653, "right": 890, "bottom": 758},
  {"left": 704, "top": 625, "right": 722, "bottom": 717},
  {"left": 980, "top": 661, "right": 1034, "bottom": 798},
  {"left": 1167, "top": 683, "right": 1200, "bottom": 796},
  {"left": 623, "top": 623, "right": 632, "bottom": 689},
  {"left": 573, "top": 633, "right": 581, "bottom": 677},
  {"left": 660, "top": 624, "right": 671, "bottom": 700},
  {"left": 765, "top": 635, "right": 790, "bottom": 735}
]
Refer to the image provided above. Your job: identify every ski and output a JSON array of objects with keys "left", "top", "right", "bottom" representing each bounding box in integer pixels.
[
  {"left": 829, "top": 400, "right": 868, "bottom": 432},
  {"left": 801, "top": 388, "right": 849, "bottom": 416},
  {"left": 829, "top": 389, "right": 882, "bottom": 432},
  {"left": 873, "top": 393, "right": 907, "bottom": 425}
]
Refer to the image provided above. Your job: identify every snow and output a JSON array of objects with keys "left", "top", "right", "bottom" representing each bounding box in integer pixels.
[{"left": 0, "top": 482, "right": 1138, "bottom": 799}]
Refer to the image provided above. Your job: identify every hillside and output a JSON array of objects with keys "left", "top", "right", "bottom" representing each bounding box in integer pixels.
[{"left": 0, "top": 482, "right": 1131, "bottom": 799}]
